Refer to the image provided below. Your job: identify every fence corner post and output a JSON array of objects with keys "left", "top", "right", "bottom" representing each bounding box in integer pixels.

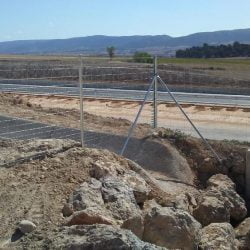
[{"left": 153, "top": 55, "right": 158, "bottom": 129}]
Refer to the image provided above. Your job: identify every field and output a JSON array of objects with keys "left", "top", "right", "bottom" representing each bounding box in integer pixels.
[
  {"left": 0, "top": 55, "right": 250, "bottom": 95},
  {"left": 158, "top": 57, "right": 250, "bottom": 65}
]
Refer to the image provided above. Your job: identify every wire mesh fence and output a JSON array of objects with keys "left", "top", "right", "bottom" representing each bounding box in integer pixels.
[{"left": 0, "top": 55, "right": 249, "bottom": 158}]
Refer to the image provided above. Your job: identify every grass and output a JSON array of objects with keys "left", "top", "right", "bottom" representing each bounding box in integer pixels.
[
  {"left": 158, "top": 57, "right": 250, "bottom": 66},
  {"left": 0, "top": 54, "right": 131, "bottom": 63},
  {"left": 158, "top": 57, "right": 250, "bottom": 81},
  {"left": 1, "top": 54, "right": 250, "bottom": 83}
]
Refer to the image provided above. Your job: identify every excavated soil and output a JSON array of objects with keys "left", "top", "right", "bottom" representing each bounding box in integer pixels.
[{"left": 0, "top": 139, "right": 180, "bottom": 248}]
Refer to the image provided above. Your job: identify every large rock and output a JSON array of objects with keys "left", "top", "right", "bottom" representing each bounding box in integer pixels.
[
  {"left": 90, "top": 160, "right": 122, "bottom": 179},
  {"left": 101, "top": 176, "right": 141, "bottom": 221},
  {"left": 101, "top": 176, "right": 144, "bottom": 238},
  {"left": 90, "top": 159, "right": 151, "bottom": 206},
  {"left": 63, "top": 176, "right": 143, "bottom": 238},
  {"left": 193, "top": 174, "right": 247, "bottom": 226},
  {"left": 174, "top": 192, "right": 199, "bottom": 214},
  {"left": 193, "top": 190, "right": 231, "bottom": 226},
  {"left": 207, "top": 174, "right": 247, "bottom": 221},
  {"left": 121, "top": 215, "right": 144, "bottom": 239},
  {"left": 143, "top": 206, "right": 201, "bottom": 249},
  {"left": 64, "top": 178, "right": 104, "bottom": 214},
  {"left": 67, "top": 209, "right": 114, "bottom": 226},
  {"left": 235, "top": 217, "right": 250, "bottom": 250},
  {"left": 199, "top": 223, "right": 238, "bottom": 250},
  {"left": 123, "top": 170, "right": 151, "bottom": 205},
  {"left": 49, "top": 224, "right": 166, "bottom": 250}
]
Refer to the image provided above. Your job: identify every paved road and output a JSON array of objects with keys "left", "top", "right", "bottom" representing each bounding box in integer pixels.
[{"left": 1, "top": 83, "right": 250, "bottom": 107}]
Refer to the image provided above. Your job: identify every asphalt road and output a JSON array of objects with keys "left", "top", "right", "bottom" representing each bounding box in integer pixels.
[{"left": 1, "top": 83, "right": 250, "bottom": 107}]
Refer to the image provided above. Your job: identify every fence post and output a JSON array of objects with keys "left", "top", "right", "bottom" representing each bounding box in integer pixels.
[
  {"left": 79, "top": 55, "right": 84, "bottom": 147},
  {"left": 246, "top": 149, "right": 250, "bottom": 199},
  {"left": 153, "top": 56, "right": 158, "bottom": 129}
]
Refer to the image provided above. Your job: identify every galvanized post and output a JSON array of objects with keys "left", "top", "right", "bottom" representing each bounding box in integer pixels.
[
  {"left": 79, "top": 55, "right": 84, "bottom": 147},
  {"left": 153, "top": 56, "right": 158, "bottom": 129},
  {"left": 246, "top": 149, "right": 250, "bottom": 199}
]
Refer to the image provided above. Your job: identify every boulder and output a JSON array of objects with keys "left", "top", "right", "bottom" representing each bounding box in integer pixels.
[
  {"left": 19, "top": 220, "right": 36, "bottom": 234},
  {"left": 199, "top": 223, "right": 238, "bottom": 250},
  {"left": 90, "top": 159, "right": 151, "bottom": 206},
  {"left": 193, "top": 174, "right": 247, "bottom": 226},
  {"left": 193, "top": 190, "right": 231, "bottom": 226},
  {"left": 66, "top": 209, "right": 114, "bottom": 226},
  {"left": 123, "top": 170, "right": 151, "bottom": 205},
  {"left": 121, "top": 215, "right": 144, "bottom": 239},
  {"left": 101, "top": 176, "right": 141, "bottom": 221},
  {"left": 235, "top": 217, "right": 250, "bottom": 250},
  {"left": 49, "top": 224, "right": 166, "bottom": 250},
  {"left": 63, "top": 176, "right": 143, "bottom": 238},
  {"left": 207, "top": 174, "right": 235, "bottom": 189},
  {"left": 143, "top": 206, "right": 201, "bottom": 249},
  {"left": 174, "top": 192, "right": 199, "bottom": 214},
  {"left": 207, "top": 174, "right": 247, "bottom": 221},
  {"left": 65, "top": 178, "right": 104, "bottom": 213},
  {"left": 90, "top": 160, "right": 125, "bottom": 179}
]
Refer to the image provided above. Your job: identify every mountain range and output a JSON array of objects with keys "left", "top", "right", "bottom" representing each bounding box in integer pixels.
[{"left": 0, "top": 28, "right": 250, "bottom": 56}]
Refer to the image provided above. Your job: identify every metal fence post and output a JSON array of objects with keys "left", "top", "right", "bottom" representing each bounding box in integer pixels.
[
  {"left": 153, "top": 56, "right": 158, "bottom": 129},
  {"left": 246, "top": 149, "right": 250, "bottom": 199},
  {"left": 79, "top": 55, "right": 84, "bottom": 147}
]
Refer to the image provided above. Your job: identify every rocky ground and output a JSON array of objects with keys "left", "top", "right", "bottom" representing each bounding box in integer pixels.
[{"left": 0, "top": 138, "right": 250, "bottom": 250}]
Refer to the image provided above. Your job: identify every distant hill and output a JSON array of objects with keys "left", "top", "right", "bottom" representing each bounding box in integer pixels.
[{"left": 0, "top": 28, "right": 250, "bottom": 56}]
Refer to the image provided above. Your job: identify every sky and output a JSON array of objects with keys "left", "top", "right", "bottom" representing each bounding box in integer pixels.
[{"left": 1, "top": 0, "right": 250, "bottom": 42}]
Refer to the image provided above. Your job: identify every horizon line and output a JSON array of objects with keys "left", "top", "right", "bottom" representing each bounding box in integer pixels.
[{"left": 1, "top": 27, "right": 250, "bottom": 43}]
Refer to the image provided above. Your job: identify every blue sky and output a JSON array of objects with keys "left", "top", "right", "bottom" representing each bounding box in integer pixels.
[{"left": 1, "top": 0, "right": 250, "bottom": 42}]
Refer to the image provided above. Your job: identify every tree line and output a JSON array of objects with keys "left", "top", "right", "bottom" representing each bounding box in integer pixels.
[
  {"left": 176, "top": 42, "right": 250, "bottom": 58},
  {"left": 106, "top": 46, "right": 153, "bottom": 63}
]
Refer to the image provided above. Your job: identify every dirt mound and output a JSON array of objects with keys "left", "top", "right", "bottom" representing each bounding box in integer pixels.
[
  {"left": 154, "top": 128, "right": 249, "bottom": 194},
  {"left": 0, "top": 138, "right": 248, "bottom": 249},
  {"left": 0, "top": 139, "right": 174, "bottom": 248},
  {"left": 123, "top": 137, "right": 195, "bottom": 184}
]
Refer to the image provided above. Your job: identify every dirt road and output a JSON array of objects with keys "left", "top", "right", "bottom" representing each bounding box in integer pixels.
[{"left": 24, "top": 95, "right": 250, "bottom": 141}]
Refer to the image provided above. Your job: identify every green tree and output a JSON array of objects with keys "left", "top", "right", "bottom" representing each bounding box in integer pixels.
[
  {"left": 107, "top": 46, "right": 115, "bottom": 60},
  {"left": 176, "top": 42, "right": 250, "bottom": 58},
  {"left": 133, "top": 52, "right": 153, "bottom": 63}
]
